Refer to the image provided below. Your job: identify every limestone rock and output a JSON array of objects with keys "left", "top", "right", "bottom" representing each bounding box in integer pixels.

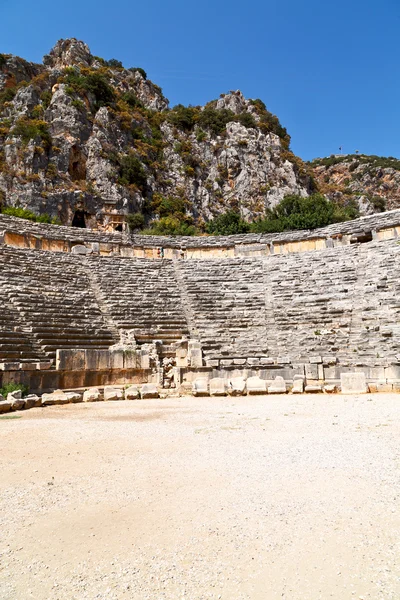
[
  {"left": 125, "top": 386, "right": 140, "bottom": 400},
  {"left": 83, "top": 388, "right": 102, "bottom": 402},
  {"left": 41, "top": 390, "right": 70, "bottom": 405},
  {"left": 65, "top": 392, "right": 83, "bottom": 403},
  {"left": 209, "top": 378, "right": 226, "bottom": 396},
  {"left": 228, "top": 377, "right": 246, "bottom": 396},
  {"left": 140, "top": 383, "right": 159, "bottom": 399},
  {"left": 104, "top": 386, "right": 124, "bottom": 401},
  {"left": 192, "top": 378, "right": 209, "bottom": 397},
  {"left": 292, "top": 378, "right": 304, "bottom": 394},
  {"left": 304, "top": 384, "right": 322, "bottom": 393},
  {"left": 247, "top": 376, "right": 267, "bottom": 394},
  {"left": 0, "top": 400, "right": 12, "bottom": 413},
  {"left": 268, "top": 376, "right": 286, "bottom": 394},
  {"left": 340, "top": 373, "right": 368, "bottom": 394},
  {"left": 24, "top": 394, "right": 41, "bottom": 409}
]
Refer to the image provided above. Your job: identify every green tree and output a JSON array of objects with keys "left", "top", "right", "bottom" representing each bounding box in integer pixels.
[{"left": 206, "top": 210, "right": 250, "bottom": 235}]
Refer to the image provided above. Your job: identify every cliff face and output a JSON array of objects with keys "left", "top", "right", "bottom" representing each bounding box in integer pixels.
[
  {"left": 310, "top": 155, "right": 400, "bottom": 215},
  {"left": 0, "top": 38, "right": 313, "bottom": 230}
]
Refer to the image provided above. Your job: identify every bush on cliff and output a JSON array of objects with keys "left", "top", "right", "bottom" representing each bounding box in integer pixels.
[
  {"left": 250, "top": 193, "right": 359, "bottom": 233},
  {"left": 205, "top": 210, "right": 250, "bottom": 235},
  {"left": 1, "top": 205, "right": 60, "bottom": 224},
  {"left": 11, "top": 117, "right": 51, "bottom": 148}
]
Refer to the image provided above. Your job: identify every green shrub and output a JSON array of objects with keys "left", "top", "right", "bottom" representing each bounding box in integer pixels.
[
  {"left": 40, "top": 90, "right": 52, "bottom": 109},
  {"left": 121, "top": 91, "right": 143, "bottom": 109},
  {"left": 106, "top": 58, "right": 123, "bottom": 68},
  {"left": 1, "top": 205, "right": 60, "bottom": 224},
  {"left": 168, "top": 104, "right": 199, "bottom": 131},
  {"left": 118, "top": 153, "right": 147, "bottom": 189},
  {"left": 12, "top": 117, "right": 51, "bottom": 148},
  {"left": 250, "top": 193, "right": 359, "bottom": 233},
  {"left": 126, "top": 212, "right": 145, "bottom": 230},
  {"left": 0, "top": 54, "right": 7, "bottom": 68},
  {"left": 198, "top": 107, "right": 236, "bottom": 136},
  {"left": 0, "top": 382, "right": 29, "bottom": 398},
  {"left": 249, "top": 99, "right": 290, "bottom": 146},
  {"left": 142, "top": 216, "right": 197, "bottom": 236},
  {"left": 0, "top": 87, "right": 17, "bottom": 106},
  {"left": 205, "top": 210, "right": 250, "bottom": 235},
  {"left": 63, "top": 68, "right": 115, "bottom": 111},
  {"left": 129, "top": 67, "right": 147, "bottom": 80}
]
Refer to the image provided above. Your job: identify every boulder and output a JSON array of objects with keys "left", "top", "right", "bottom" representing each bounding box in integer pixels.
[
  {"left": 24, "top": 395, "right": 42, "bottom": 409},
  {"left": 209, "top": 377, "right": 226, "bottom": 396},
  {"left": 324, "top": 384, "right": 337, "bottom": 394},
  {"left": 83, "top": 387, "right": 102, "bottom": 402},
  {"left": 7, "top": 390, "right": 22, "bottom": 401},
  {"left": 247, "top": 376, "right": 267, "bottom": 395},
  {"left": 104, "top": 386, "right": 124, "bottom": 401},
  {"left": 125, "top": 386, "right": 140, "bottom": 400},
  {"left": 140, "top": 383, "right": 159, "bottom": 399},
  {"left": 305, "top": 384, "right": 323, "bottom": 393},
  {"left": 192, "top": 378, "right": 209, "bottom": 397},
  {"left": 0, "top": 400, "right": 12, "bottom": 413},
  {"left": 7, "top": 391, "right": 25, "bottom": 410},
  {"left": 228, "top": 377, "right": 247, "bottom": 396},
  {"left": 292, "top": 378, "right": 304, "bottom": 394},
  {"left": 268, "top": 376, "right": 287, "bottom": 394},
  {"left": 65, "top": 392, "right": 83, "bottom": 403},
  {"left": 340, "top": 373, "right": 368, "bottom": 394},
  {"left": 41, "top": 390, "right": 70, "bottom": 405}
]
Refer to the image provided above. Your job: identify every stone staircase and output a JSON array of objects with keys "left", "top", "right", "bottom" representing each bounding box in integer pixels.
[
  {"left": 85, "top": 256, "right": 190, "bottom": 352},
  {"left": 0, "top": 247, "right": 115, "bottom": 361}
]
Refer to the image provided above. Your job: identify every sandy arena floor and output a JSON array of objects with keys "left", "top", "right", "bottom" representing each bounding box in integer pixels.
[{"left": 0, "top": 394, "right": 399, "bottom": 600}]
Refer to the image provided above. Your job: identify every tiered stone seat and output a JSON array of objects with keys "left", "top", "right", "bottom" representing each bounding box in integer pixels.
[
  {"left": 0, "top": 247, "right": 116, "bottom": 361},
  {"left": 0, "top": 303, "right": 43, "bottom": 363},
  {"left": 177, "top": 259, "right": 267, "bottom": 357},
  {"left": 86, "top": 256, "right": 189, "bottom": 350}
]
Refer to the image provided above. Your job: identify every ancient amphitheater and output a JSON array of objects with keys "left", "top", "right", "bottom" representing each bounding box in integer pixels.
[{"left": 1, "top": 209, "right": 400, "bottom": 403}]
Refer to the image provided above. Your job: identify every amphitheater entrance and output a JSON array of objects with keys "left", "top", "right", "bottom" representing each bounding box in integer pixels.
[{"left": 72, "top": 210, "right": 86, "bottom": 228}]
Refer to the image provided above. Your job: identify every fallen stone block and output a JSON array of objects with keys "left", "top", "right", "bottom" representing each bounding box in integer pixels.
[
  {"left": 247, "top": 376, "right": 267, "bottom": 395},
  {"left": 104, "top": 386, "right": 124, "bottom": 401},
  {"left": 340, "top": 372, "right": 368, "bottom": 394},
  {"left": 83, "top": 388, "right": 102, "bottom": 402},
  {"left": 209, "top": 378, "right": 226, "bottom": 396},
  {"left": 268, "top": 376, "right": 287, "bottom": 394},
  {"left": 140, "top": 383, "right": 159, "bottom": 399},
  {"left": 324, "top": 384, "right": 337, "bottom": 394},
  {"left": 192, "top": 378, "right": 209, "bottom": 397},
  {"left": 65, "top": 392, "right": 83, "bottom": 403},
  {"left": 0, "top": 399, "right": 12, "bottom": 413},
  {"left": 24, "top": 395, "right": 41, "bottom": 409},
  {"left": 41, "top": 390, "right": 70, "bottom": 406},
  {"left": 7, "top": 391, "right": 25, "bottom": 410},
  {"left": 292, "top": 378, "right": 304, "bottom": 394},
  {"left": 7, "top": 390, "right": 22, "bottom": 400},
  {"left": 305, "top": 385, "right": 323, "bottom": 393},
  {"left": 125, "top": 386, "right": 140, "bottom": 400},
  {"left": 228, "top": 377, "right": 246, "bottom": 396}
]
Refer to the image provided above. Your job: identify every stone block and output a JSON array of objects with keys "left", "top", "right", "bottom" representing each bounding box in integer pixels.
[
  {"left": 292, "top": 379, "right": 304, "bottom": 394},
  {"left": 220, "top": 359, "right": 233, "bottom": 367},
  {"left": 0, "top": 400, "right": 12, "bottom": 413},
  {"left": 305, "top": 385, "right": 323, "bottom": 393},
  {"left": 71, "top": 244, "right": 88, "bottom": 254},
  {"left": 192, "top": 378, "right": 209, "bottom": 397},
  {"left": 268, "top": 376, "right": 287, "bottom": 394},
  {"left": 277, "top": 356, "right": 291, "bottom": 364},
  {"left": 104, "top": 386, "right": 124, "bottom": 401},
  {"left": 340, "top": 372, "right": 368, "bottom": 394},
  {"left": 368, "top": 383, "right": 377, "bottom": 393},
  {"left": 42, "top": 390, "right": 70, "bottom": 405},
  {"left": 38, "top": 362, "right": 52, "bottom": 370},
  {"left": 24, "top": 395, "right": 41, "bottom": 409},
  {"left": 205, "top": 359, "right": 219, "bottom": 368},
  {"left": 175, "top": 347, "right": 188, "bottom": 368},
  {"left": 140, "top": 383, "right": 159, "bottom": 399},
  {"left": 110, "top": 349, "right": 124, "bottom": 370},
  {"left": 309, "top": 356, "right": 322, "bottom": 364},
  {"left": 376, "top": 381, "right": 393, "bottom": 393},
  {"left": 19, "top": 363, "right": 38, "bottom": 371},
  {"left": 392, "top": 381, "right": 400, "bottom": 393},
  {"left": 209, "top": 377, "right": 226, "bottom": 396},
  {"left": 0, "top": 363, "right": 20, "bottom": 371},
  {"left": 385, "top": 365, "right": 400, "bottom": 381},
  {"left": 83, "top": 388, "right": 102, "bottom": 402},
  {"left": 65, "top": 392, "right": 83, "bottom": 403},
  {"left": 260, "top": 358, "right": 274, "bottom": 365},
  {"left": 247, "top": 358, "right": 260, "bottom": 367},
  {"left": 324, "top": 384, "right": 337, "bottom": 394},
  {"left": 305, "top": 364, "right": 319, "bottom": 380},
  {"left": 247, "top": 376, "right": 267, "bottom": 395},
  {"left": 56, "top": 350, "right": 85, "bottom": 371},
  {"left": 228, "top": 377, "right": 246, "bottom": 396},
  {"left": 233, "top": 358, "right": 247, "bottom": 366},
  {"left": 85, "top": 349, "right": 109, "bottom": 371},
  {"left": 322, "top": 356, "right": 337, "bottom": 365},
  {"left": 8, "top": 390, "right": 22, "bottom": 400},
  {"left": 188, "top": 341, "right": 203, "bottom": 367},
  {"left": 125, "top": 386, "right": 140, "bottom": 400},
  {"left": 139, "top": 350, "right": 150, "bottom": 370}
]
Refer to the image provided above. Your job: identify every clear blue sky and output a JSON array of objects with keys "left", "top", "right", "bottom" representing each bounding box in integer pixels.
[{"left": 2, "top": 0, "right": 399, "bottom": 160}]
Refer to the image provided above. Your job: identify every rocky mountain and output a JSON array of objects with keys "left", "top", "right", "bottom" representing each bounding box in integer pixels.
[
  {"left": 310, "top": 154, "right": 400, "bottom": 215},
  {"left": 0, "top": 38, "right": 314, "bottom": 231}
]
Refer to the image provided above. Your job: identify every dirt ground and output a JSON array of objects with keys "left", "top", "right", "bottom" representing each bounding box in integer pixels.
[{"left": 0, "top": 393, "right": 399, "bottom": 600}]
